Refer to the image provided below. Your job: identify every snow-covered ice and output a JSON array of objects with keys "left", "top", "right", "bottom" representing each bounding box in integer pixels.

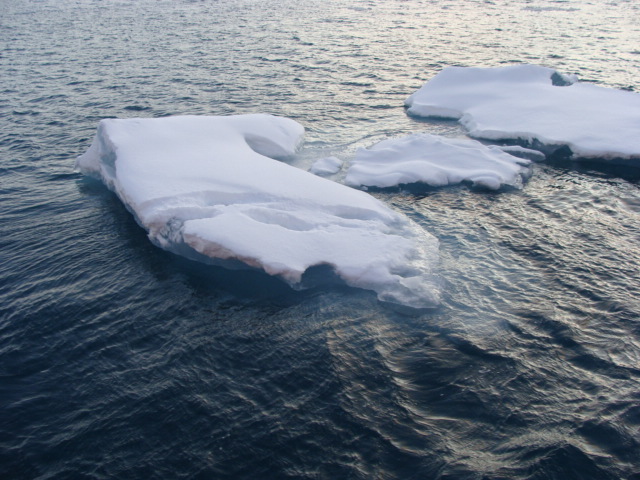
[
  {"left": 310, "top": 156, "right": 343, "bottom": 175},
  {"left": 405, "top": 64, "right": 640, "bottom": 161},
  {"left": 345, "top": 133, "right": 531, "bottom": 190},
  {"left": 492, "top": 145, "right": 546, "bottom": 162},
  {"left": 76, "top": 114, "right": 440, "bottom": 309}
]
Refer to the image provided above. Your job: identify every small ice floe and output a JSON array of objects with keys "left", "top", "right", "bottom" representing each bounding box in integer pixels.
[
  {"left": 491, "top": 145, "right": 546, "bottom": 162},
  {"left": 309, "top": 156, "right": 343, "bottom": 176},
  {"left": 405, "top": 64, "right": 640, "bottom": 162},
  {"left": 345, "top": 133, "right": 531, "bottom": 190},
  {"left": 76, "top": 114, "right": 440, "bottom": 309}
]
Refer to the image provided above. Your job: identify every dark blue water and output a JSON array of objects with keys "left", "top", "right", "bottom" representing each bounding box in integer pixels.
[{"left": 2, "top": 0, "right": 640, "bottom": 478}]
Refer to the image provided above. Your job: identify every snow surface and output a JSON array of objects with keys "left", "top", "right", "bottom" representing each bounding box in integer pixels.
[
  {"left": 345, "top": 133, "right": 532, "bottom": 190},
  {"left": 76, "top": 114, "right": 440, "bottom": 309},
  {"left": 309, "top": 156, "right": 343, "bottom": 176},
  {"left": 405, "top": 64, "right": 640, "bottom": 161}
]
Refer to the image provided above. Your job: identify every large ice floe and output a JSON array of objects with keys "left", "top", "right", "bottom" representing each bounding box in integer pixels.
[
  {"left": 345, "top": 133, "right": 532, "bottom": 190},
  {"left": 405, "top": 64, "right": 640, "bottom": 161},
  {"left": 76, "top": 114, "right": 440, "bottom": 309}
]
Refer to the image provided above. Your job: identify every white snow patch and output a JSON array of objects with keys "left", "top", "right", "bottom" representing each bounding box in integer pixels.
[
  {"left": 310, "top": 156, "right": 343, "bottom": 175},
  {"left": 345, "top": 133, "right": 531, "bottom": 190},
  {"left": 405, "top": 64, "right": 640, "bottom": 161},
  {"left": 76, "top": 114, "right": 440, "bottom": 309}
]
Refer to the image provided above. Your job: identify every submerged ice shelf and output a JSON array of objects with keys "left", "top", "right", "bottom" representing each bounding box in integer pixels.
[
  {"left": 76, "top": 114, "right": 440, "bottom": 309},
  {"left": 405, "top": 64, "right": 640, "bottom": 162}
]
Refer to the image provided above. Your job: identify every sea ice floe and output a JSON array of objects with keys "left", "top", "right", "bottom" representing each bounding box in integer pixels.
[
  {"left": 345, "top": 133, "right": 532, "bottom": 190},
  {"left": 492, "top": 145, "right": 546, "bottom": 162},
  {"left": 405, "top": 64, "right": 640, "bottom": 162},
  {"left": 76, "top": 114, "right": 440, "bottom": 309},
  {"left": 309, "top": 156, "right": 343, "bottom": 175}
]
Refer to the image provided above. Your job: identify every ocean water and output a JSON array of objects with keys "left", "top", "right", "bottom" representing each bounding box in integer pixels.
[{"left": 2, "top": 0, "right": 640, "bottom": 478}]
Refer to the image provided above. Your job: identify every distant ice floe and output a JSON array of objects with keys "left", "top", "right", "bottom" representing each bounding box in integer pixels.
[
  {"left": 309, "top": 156, "right": 343, "bottom": 175},
  {"left": 76, "top": 114, "right": 440, "bottom": 309},
  {"left": 345, "top": 133, "right": 532, "bottom": 190},
  {"left": 405, "top": 64, "right": 640, "bottom": 162}
]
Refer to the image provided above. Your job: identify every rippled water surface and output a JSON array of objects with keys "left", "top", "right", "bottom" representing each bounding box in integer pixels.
[{"left": 2, "top": 0, "right": 640, "bottom": 478}]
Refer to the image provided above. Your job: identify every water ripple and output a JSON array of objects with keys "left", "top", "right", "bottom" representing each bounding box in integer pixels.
[{"left": 2, "top": 0, "right": 640, "bottom": 478}]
